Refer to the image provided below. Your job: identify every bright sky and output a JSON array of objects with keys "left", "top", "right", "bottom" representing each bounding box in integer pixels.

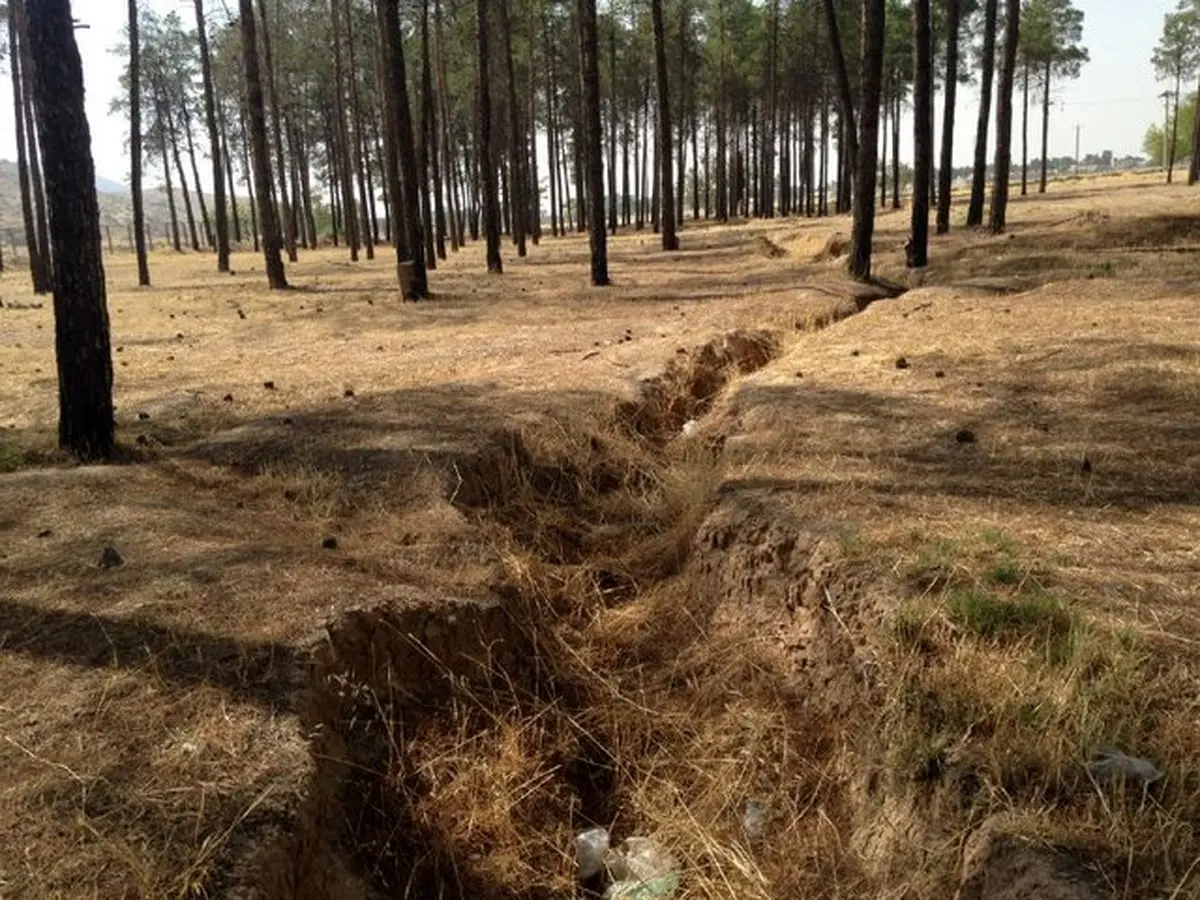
[{"left": 0, "top": 0, "right": 1179, "bottom": 188}]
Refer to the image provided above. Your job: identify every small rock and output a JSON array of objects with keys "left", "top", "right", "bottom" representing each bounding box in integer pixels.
[
  {"left": 956, "top": 428, "right": 977, "bottom": 444},
  {"left": 850, "top": 349, "right": 860, "bottom": 357},
  {"left": 263, "top": 380, "right": 276, "bottom": 390},
  {"left": 37, "top": 528, "right": 52, "bottom": 538},
  {"left": 322, "top": 536, "right": 339, "bottom": 550},
  {"left": 237, "top": 308, "right": 246, "bottom": 319},
  {"left": 895, "top": 357, "right": 910, "bottom": 370},
  {"left": 116, "top": 346, "right": 124, "bottom": 353},
  {"left": 176, "top": 332, "right": 184, "bottom": 339},
  {"left": 138, "top": 411, "right": 150, "bottom": 420},
  {"left": 795, "top": 371, "right": 803, "bottom": 378},
  {"left": 223, "top": 394, "right": 234, "bottom": 402},
  {"left": 935, "top": 370, "right": 946, "bottom": 378},
  {"left": 99, "top": 547, "right": 124, "bottom": 569},
  {"left": 343, "top": 388, "right": 356, "bottom": 398},
  {"left": 742, "top": 800, "right": 768, "bottom": 842},
  {"left": 376, "top": 345, "right": 384, "bottom": 351},
  {"left": 166, "top": 355, "right": 175, "bottom": 361}
]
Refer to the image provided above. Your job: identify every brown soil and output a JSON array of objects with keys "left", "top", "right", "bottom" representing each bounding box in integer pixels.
[{"left": 1, "top": 173, "right": 1198, "bottom": 899}]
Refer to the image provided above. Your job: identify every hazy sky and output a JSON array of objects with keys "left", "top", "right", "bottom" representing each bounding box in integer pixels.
[{"left": 0, "top": 0, "right": 1179, "bottom": 188}]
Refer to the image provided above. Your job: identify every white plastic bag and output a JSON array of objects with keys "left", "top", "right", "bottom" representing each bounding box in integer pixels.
[{"left": 573, "top": 826, "right": 611, "bottom": 880}]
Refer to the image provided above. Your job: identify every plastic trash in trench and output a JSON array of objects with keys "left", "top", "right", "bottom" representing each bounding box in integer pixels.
[
  {"left": 1085, "top": 750, "right": 1163, "bottom": 785},
  {"left": 574, "top": 826, "right": 611, "bottom": 880},
  {"left": 573, "top": 829, "right": 680, "bottom": 899}
]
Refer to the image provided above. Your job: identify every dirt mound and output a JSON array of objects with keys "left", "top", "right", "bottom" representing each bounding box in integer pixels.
[
  {"left": 755, "top": 234, "right": 789, "bottom": 258},
  {"left": 957, "top": 819, "right": 1106, "bottom": 900},
  {"left": 692, "top": 494, "right": 877, "bottom": 716},
  {"left": 814, "top": 232, "right": 850, "bottom": 262}
]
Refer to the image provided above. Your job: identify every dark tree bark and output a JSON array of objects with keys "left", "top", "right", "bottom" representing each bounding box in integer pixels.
[
  {"left": 989, "top": 0, "right": 1020, "bottom": 233},
  {"left": 255, "top": 0, "right": 296, "bottom": 261},
  {"left": 650, "top": 0, "right": 677, "bottom": 251},
  {"left": 158, "top": 105, "right": 182, "bottom": 252},
  {"left": 238, "top": 107, "right": 259, "bottom": 252},
  {"left": 345, "top": 0, "right": 374, "bottom": 259},
  {"left": 381, "top": 0, "right": 429, "bottom": 296},
  {"left": 128, "top": 0, "right": 150, "bottom": 285},
  {"left": 1021, "top": 60, "right": 1029, "bottom": 195},
  {"left": 475, "top": 0, "right": 503, "bottom": 272},
  {"left": 181, "top": 103, "right": 213, "bottom": 247},
  {"left": 1189, "top": 77, "right": 1200, "bottom": 184},
  {"left": 239, "top": 0, "right": 287, "bottom": 287},
  {"left": 330, "top": 0, "right": 359, "bottom": 260},
  {"left": 160, "top": 88, "right": 201, "bottom": 252},
  {"left": 910, "top": 0, "right": 933, "bottom": 267},
  {"left": 607, "top": 14, "right": 618, "bottom": 234},
  {"left": 218, "top": 101, "right": 242, "bottom": 244},
  {"left": 936, "top": 0, "right": 960, "bottom": 234},
  {"left": 422, "top": 0, "right": 446, "bottom": 260},
  {"left": 849, "top": 0, "right": 885, "bottom": 280},
  {"left": 27, "top": 0, "right": 115, "bottom": 459},
  {"left": 9, "top": 0, "right": 46, "bottom": 290},
  {"left": 14, "top": 0, "right": 52, "bottom": 293},
  {"left": 498, "top": 0, "right": 527, "bottom": 256},
  {"left": 194, "top": 0, "right": 230, "bottom": 271},
  {"left": 967, "top": 0, "right": 998, "bottom": 226},
  {"left": 578, "top": 0, "right": 609, "bottom": 284},
  {"left": 1038, "top": 57, "right": 1051, "bottom": 193},
  {"left": 820, "top": 0, "right": 858, "bottom": 175}
]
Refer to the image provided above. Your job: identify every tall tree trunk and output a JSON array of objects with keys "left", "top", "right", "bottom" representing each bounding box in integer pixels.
[
  {"left": 330, "top": 0, "right": 359, "bottom": 260},
  {"left": 256, "top": 0, "right": 296, "bottom": 261},
  {"left": 936, "top": 0, "right": 959, "bottom": 233},
  {"left": 650, "top": 0, "right": 677, "bottom": 251},
  {"left": 15, "top": 0, "right": 52, "bottom": 292},
  {"left": 715, "top": 1, "right": 728, "bottom": 220},
  {"left": 608, "top": 15, "right": 618, "bottom": 234},
  {"left": 239, "top": 0, "right": 287, "bottom": 287},
  {"left": 422, "top": 0, "right": 446, "bottom": 260},
  {"left": 219, "top": 101, "right": 243, "bottom": 244},
  {"left": 1021, "top": 59, "right": 1029, "bottom": 195},
  {"left": 527, "top": 6, "right": 542, "bottom": 244},
  {"left": 989, "top": 0, "right": 1020, "bottom": 233},
  {"left": 820, "top": 0, "right": 858, "bottom": 173},
  {"left": 892, "top": 91, "right": 901, "bottom": 208},
  {"left": 475, "top": 0, "right": 503, "bottom": 272},
  {"left": 9, "top": 0, "right": 46, "bottom": 290},
  {"left": 849, "top": 0, "right": 886, "bottom": 280},
  {"left": 967, "top": 0, "right": 998, "bottom": 226},
  {"left": 578, "top": 0, "right": 609, "bottom": 284},
  {"left": 910, "top": 0, "right": 932, "bottom": 267},
  {"left": 1168, "top": 71, "right": 1181, "bottom": 183},
  {"left": 381, "top": 0, "right": 429, "bottom": 296},
  {"left": 238, "top": 107, "right": 259, "bottom": 252},
  {"left": 498, "top": 0, "right": 527, "bottom": 256},
  {"left": 1188, "top": 75, "right": 1200, "bottom": 184},
  {"left": 181, "top": 104, "right": 213, "bottom": 247},
  {"left": 128, "top": 0, "right": 150, "bottom": 285},
  {"left": 159, "top": 111, "right": 182, "bottom": 252},
  {"left": 434, "top": 0, "right": 460, "bottom": 249},
  {"left": 1038, "top": 57, "right": 1051, "bottom": 193},
  {"left": 880, "top": 85, "right": 888, "bottom": 207},
  {"left": 344, "top": 0, "right": 374, "bottom": 258},
  {"left": 194, "top": 0, "right": 230, "bottom": 271},
  {"left": 27, "top": 0, "right": 114, "bottom": 459},
  {"left": 162, "top": 91, "right": 201, "bottom": 252}
]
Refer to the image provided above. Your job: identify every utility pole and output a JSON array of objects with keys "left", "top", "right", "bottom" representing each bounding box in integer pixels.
[
  {"left": 1074, "top": 124, "right": 1081, "bottom": 176},
  {"left": 1159, "top": 90, "right": 1172, "bottom": 173}
]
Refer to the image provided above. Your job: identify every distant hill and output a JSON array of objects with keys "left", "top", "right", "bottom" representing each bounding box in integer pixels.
[{"left": 0, "top": 159, "right": 220, "bottom": 251}]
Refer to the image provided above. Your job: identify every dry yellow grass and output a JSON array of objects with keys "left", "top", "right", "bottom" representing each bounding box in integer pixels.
[{"left": 0, "top": 173, "right": 1197, "bottom": 898}]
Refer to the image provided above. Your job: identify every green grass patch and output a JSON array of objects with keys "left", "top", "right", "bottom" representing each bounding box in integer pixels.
[
  {"left": 945, "top": 587, "right": 1080, "bottom": 666},
  {"left": 0, "top": 444, "right": 26, "bottom": 473}
]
